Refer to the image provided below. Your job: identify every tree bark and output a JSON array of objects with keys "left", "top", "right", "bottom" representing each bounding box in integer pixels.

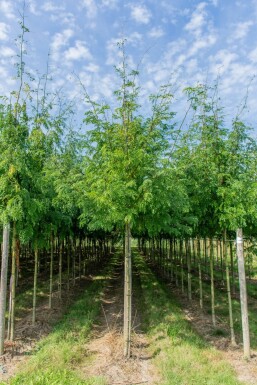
[
  {"left": 0, "top": 224, "right": 10, "bottom": 355},
  {"left": 236, "top": 228, "right": 250, "bottom": 359},
  {"left": 224, "top": 230, "right": 236, "bottom": 346},
  {"left": 59, "top": 241, "right": 63, "bottom": 299},
  {"left": 187, "top": 239, "right": 192, "bottom": 301},
  {"left": 49, "top": 230, "right": 54, "bottom": 308},
  {"left": 123, "top": 222, "right": 132, "bottom": 358},
  {"left": 210, "top": 238, "right": 216, "bottom": 327},
  {"left": 10, "top": 223, "right": 17, "bottom": 341},
  {"left": 32, "top": 242, "right": 38, "bottom": 326},
  {"left": 197, "top": 238, "right": 203, "bottom": 309}
]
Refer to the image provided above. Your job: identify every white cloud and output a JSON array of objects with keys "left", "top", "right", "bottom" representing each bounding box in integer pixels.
[
  {"left": 148, "top": 27, "right": 165, "bottom": 38},
  {"left": 81, "top": 0, "right": 98, "bottom": 18},
  {"left": 84, "top": 63, "right": 100, "bottom": 73},
  {"left": 130, "top": 4, "right": 152, "bottom": 24},
  {"left": 0, "top": 66, "right": 8, "bottom": 78},
  {"left": 42, "top": 1, "right": 65, "bottom": 12},
  {"left": 126, "top": 32, "right": 142, "bottom": 46},
  {"left": 0, "top": 1, "right": 15, "bottom": 19},
  {"left": 188, "top": 33, "right": 217, "bottom": 56},
  {"left": 249, "top": 47, "right": 257, "bottom": 63},
  {"left": 50, "top": 29, "right": 74, "bottom": 61},
  {"left": 29, "top": 1, "right": 41, "bottom": 15},
  {"left": 184, "top": 2, "right": 207, "bottom": 37},
  {"left": 50, "top": 12, "right": 76, "bottom": 26},
  {"left": 1, "top": 46, "right": 15, "bottom": 57},
  {"left": 51, "top": 29, "right": 74, "bottom": 52},
  {"left": 0, "top": 22, "right": 9, "bottom": 41},
  {"left": 101, "top": 0, "right": 118, "bottom": 8},
  {"left": 232, "top": 21, "right": 254, "bottom": 40},
  {"left": 209, "top": 49, "right": 238, "bottom": 75},
  {"left": 64, "top": 41, "right": 92, "bottom": 62}
]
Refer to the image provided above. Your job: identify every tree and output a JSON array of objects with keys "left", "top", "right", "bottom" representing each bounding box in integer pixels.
[{"left": 78, "top": 44, "right": 176, "bottom": 357}]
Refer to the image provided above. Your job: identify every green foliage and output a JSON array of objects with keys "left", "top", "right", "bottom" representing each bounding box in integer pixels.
[{"left": 77, "top": 45, "right": 189, "bottom": 238}]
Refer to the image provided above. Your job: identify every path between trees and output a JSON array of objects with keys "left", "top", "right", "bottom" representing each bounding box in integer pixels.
[
  {"left": 80, "top": 261, "right": 159, "bottom": 385},
  {"left": 0, "top": 274, "right": 96, "bottom": 382},
  {"left": 1, "top": 252, "right": 256, "bottom": 385}
]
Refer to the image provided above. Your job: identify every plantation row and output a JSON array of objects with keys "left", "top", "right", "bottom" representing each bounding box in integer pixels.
[
  {"left": 140, "top": 237, "right": 257, "bottom": 351},
  {"left": 0, "top": 233, "right": 113, "bottom": 354},
  {"left": 1, "top": 20, "right": 257, "bottom": 360}
]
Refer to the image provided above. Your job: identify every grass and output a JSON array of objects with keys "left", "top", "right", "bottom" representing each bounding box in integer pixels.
[
  {"left": 0, "top": 255, "right": 119, "bottom": 385},
  {"left": 134, "top": 252, "right": 243, "bottom": 385},
  {"left": 158, "top": 254, "right": 257, "bottom": 349}
]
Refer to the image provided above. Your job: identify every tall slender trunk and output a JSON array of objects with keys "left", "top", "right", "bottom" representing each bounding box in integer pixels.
[
  {"left": 124, "top": 222, "right": 132, "bottom": 358},
  {"left": 229, "top": 241, "right": 236, "bottom": 295},
  {"left": 236, "top": 228, "right": 250, "bottom": 359},
  {"left": 197, "top": 238, "right": 203, "bottom": 309},
  {"left": 187, "top": 239, "right": 192, "bottom": 300},
  {"left": 210, "top": 238, "right": 216, "bottom": 327},
  {"left": 180, "top": 240, "right": 184, "bottom": 293},
  {"left": 49, "top": 231, "right": 54, "bottom": 308},
  {"left": 0, "top": 224, "right": 10, "bottom": 355},
  {"left": 67, "top": 237, "right": 70, "bottom": 291},
  {"left": 224, "top": 230, "right": 236, "bottom": 346},
  {"left": 10, "top": 223, "right": 17, "bottom": 341},
  {"left": 78, "top": 237, "right": 82, "bottom": 280},
  {"left": 59, "top": 241, "right": 63, "bottom": 299},
  {"left": 72, "top": 239, "right": 76, "bottom": 285},
  {"left": 32, "top": 241, "right": 38, "bottom": 326}
]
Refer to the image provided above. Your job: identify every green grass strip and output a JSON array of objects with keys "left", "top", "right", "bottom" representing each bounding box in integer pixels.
[
  {"left": 0, "top": 255, "right": 120, "bottom": 385},
  {"left": 134, "top": 253, "right": 243, "bottom": 385}
]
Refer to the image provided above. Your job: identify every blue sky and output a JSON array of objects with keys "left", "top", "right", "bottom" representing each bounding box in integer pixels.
[{"left": 0, "top": 0, "right": 257, "bottom": 129}]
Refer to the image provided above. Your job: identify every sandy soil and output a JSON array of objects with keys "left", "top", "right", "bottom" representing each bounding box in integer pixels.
[{"left": 80, "top": 263, "right": 159, "bottom": 385}]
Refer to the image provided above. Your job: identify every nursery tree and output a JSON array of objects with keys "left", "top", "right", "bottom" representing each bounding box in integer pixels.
[{"left": 79, "top": 44, "right": 176, "bottom": 357}]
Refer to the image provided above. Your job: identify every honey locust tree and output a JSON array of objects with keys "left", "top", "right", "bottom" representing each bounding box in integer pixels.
[{"left": 78, "top": 50, "right": 176, "bottom": 357}]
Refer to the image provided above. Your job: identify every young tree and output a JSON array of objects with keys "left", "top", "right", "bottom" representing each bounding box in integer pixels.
[{"left": 78, "top": 44, "right": 176, "bottom": 357}]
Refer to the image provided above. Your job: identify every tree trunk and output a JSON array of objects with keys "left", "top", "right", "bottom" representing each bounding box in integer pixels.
[
  {"left": 32, "top": 242, "right": 38, "bottom": 326},
  {"left": 49, "top": 231, "right": 54, "bottom": 308},
  {"left": 187, "top": 239, "right": 192, "bottom": 301},
  {"left": 197, "top": 238, "right": 203, "bottom": 309},
  {"left": 210, "top": 238, "right": 216, "bottom": 327},
  {"left": 0, "top": 224, "right": 10, "bottom": 355},
  {"left": 123, "top": 222, "right": 132, "bottom": 358},
  {"left": 180, "top": 240, "right": 184, "bottom": 293},
  {"left": 230, "top": 240, "right": 236, "bottom": 295},
  {"left": 10, "top": 223, "right": 17, "bottom": 341},
  {"left": 236, "top": 228, "right": 250, "bottom": 359},
  {"left": 59, "top": 241, "right": 63, "bottom": 299},
  {"left": 224, "top": 230, "right": 236, "bottom": 346}
]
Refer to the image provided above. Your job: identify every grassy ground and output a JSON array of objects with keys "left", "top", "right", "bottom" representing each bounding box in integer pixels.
[
  {"left": 1, "top": 251, "right": 244, "bottom": 385},
  {"left": 180, "top": 262, "right": 257, "bottom": 349},
  {"left": 134, "top": 253, "right": 243, "bottom": 385},
  {"left": 155, "top": 252, "right": 257, "bottom": 349},
  {"left": 0, "top": 255, "right": 118, "bottom": 385}
]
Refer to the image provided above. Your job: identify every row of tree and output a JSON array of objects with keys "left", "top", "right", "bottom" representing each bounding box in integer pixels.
[{"left": 1, "top": 20, "right": 257, "bottom": 358}]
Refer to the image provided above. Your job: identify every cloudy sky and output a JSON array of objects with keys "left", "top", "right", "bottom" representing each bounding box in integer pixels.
[{"left": 0, "top": 0, "right": 257, "bottom": 129}]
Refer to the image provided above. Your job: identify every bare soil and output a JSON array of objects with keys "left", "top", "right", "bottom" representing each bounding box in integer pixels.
[{"left": 80, "top": 263, "right": 159, "bottom": 385}]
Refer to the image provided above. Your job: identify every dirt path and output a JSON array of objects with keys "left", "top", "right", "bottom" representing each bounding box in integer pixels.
[{"left": 80, "top": 262, "right": 158, "bottom": 385}]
